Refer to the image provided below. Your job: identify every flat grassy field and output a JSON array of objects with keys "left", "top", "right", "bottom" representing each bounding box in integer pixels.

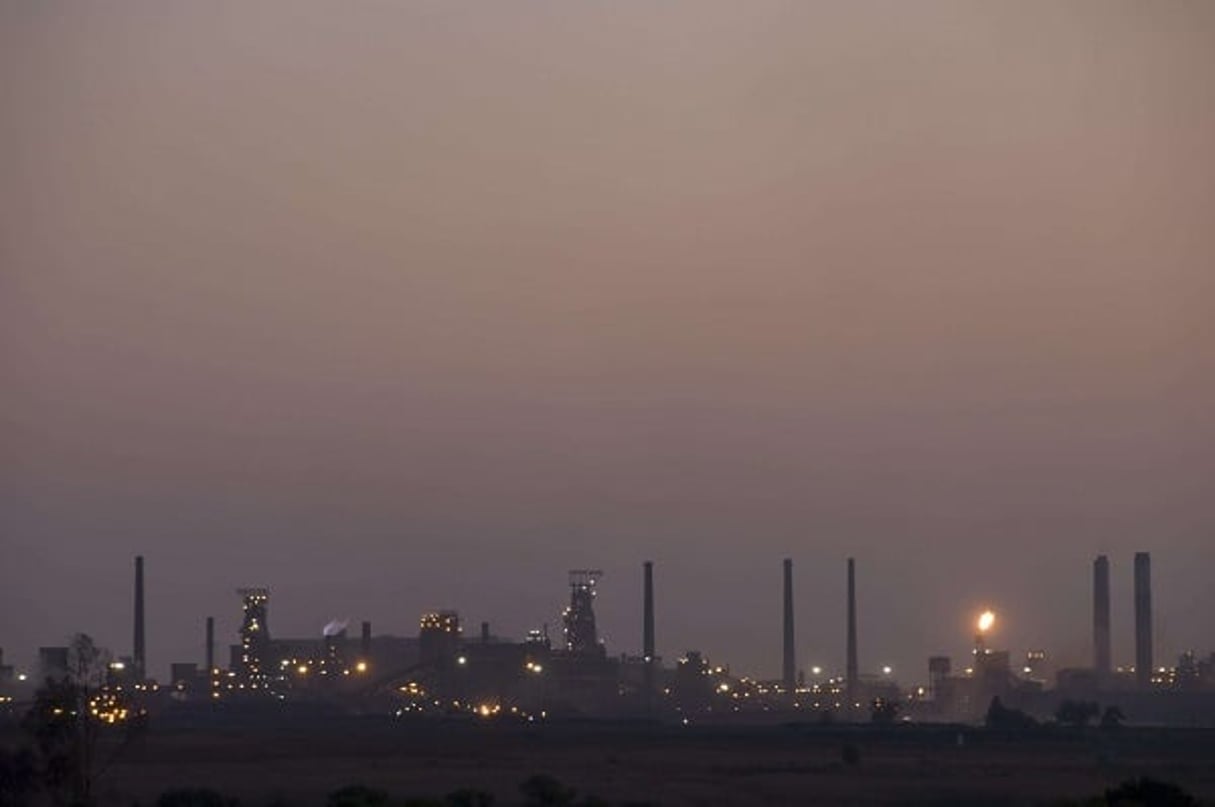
[{"left": 39, "top": 719, "right": 1215, "bottom": 806}]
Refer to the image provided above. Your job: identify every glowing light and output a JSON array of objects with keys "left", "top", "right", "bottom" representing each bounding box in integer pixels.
[
  {"left": 882, "top": 665, "right": 893, "bottom": 675},
  {"left": 977, "top": 610, "right": 996, "bottom": 633},
  {"left": 811, "top": 666, "right": 822, "bottom": 676},
  {"left": 457, "top": 656, "right": 467, "bottom": 666},
  {"left": 355, "top": 661, "right": 367, "bottom": 673},
  {"left": 297, "top": 665, "right": 308, "bottom": 675}
]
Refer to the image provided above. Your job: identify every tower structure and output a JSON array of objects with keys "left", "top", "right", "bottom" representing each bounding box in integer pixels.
[
  {"left": 563, "top": 569, "right": 604, "bottom": 656},
  {"left": 846, "top": 557, "right": 859, "bottom": 708},
  {"left": 237, "top": 588, "right": 271, "bottom": 687},
  {"left": 419, "top": 611, "right": 461, "bottom": 664},
  {"left": 1093, "top": 555, "right": 1111, "bottom": 680},
  {"left": 643, "top": 561, "right": 655, "bottom": 662},
  {"left": 643, "top": 561, "right": 656, "bottom": 705},
  {"left": 1134, "top": 552, "right": 1152, "bottom": 689},
  {"left": 133, "top": 556, "right": 146, "bottom": 681},
  {"left": 205, "top": 616, "right": 215, "bottom": 673},
  {"left": 782, "top": 558, "right": 795, "bottom": 693}
]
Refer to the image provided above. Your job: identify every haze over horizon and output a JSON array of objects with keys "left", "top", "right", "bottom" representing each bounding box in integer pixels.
[{"left": 3, "top": 1, "right": 1213, "bottom": 681}]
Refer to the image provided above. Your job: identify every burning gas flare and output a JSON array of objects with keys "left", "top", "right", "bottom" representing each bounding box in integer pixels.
[{"left": 977, "top": 610, "right": 996, "bottom": 633}]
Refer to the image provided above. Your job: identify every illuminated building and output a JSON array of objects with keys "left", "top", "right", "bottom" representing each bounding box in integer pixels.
[
  {"left": 563, "top": 569, "right": 604, "bottom": 656},
  {"left": 1024, "top": 650, "right": 1047, "bottom": 680},
  {"left": 419, "top": 610, "right": 461, "bottom": 664},
  {"left": 237, "top": 588, "right": 271, "bottom": 687}
]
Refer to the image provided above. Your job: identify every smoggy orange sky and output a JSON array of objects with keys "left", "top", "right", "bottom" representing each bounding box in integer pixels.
[{"left": 2, "top": 1, "right": 1213, "bottom": 680}]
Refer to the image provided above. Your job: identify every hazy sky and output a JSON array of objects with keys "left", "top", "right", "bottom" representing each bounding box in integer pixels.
[{"left": 3, "top": 1, "right": 1213, "bottom": 682}]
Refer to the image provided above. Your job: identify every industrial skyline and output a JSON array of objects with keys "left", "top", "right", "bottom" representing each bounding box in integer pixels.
[
  {"left": 4, "top": 0, "right": 1213, "bottom": 717},
  {"left": 3, "top": 550, "right": 1200, "bottom": 698}
]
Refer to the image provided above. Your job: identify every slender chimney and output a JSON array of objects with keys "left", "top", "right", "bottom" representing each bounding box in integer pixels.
[
  {"left": 846, "top": 557, "right": 859, "bottom": 707},
  {"left": 205, "top": 616, "right": 215, "bottom": 672},
  {"left": 782, "top": 558, "right": 795, "bottom": 693},
  {"left": 361, "top": 621, "right": 372, "bottom": 658},
  {"left": 1134, "top": 552, "right": 1152, "bottom": 689},
  {"left": 643, "top": 561, "right": 655, "bottom": 662},
  {"left": 134, "top": 556, "right": 146, "bottom": 680},
  {"left": 1093, "top": 555, "right": 1111, "bottom": 680},
  {"left": 480, "top": 621, "right": 490, "bottom": 644}
]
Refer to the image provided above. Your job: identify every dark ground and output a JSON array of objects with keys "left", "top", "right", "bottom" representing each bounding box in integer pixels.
[{"left": 14, "top": 718, "right": 1215, "bottom": 806}]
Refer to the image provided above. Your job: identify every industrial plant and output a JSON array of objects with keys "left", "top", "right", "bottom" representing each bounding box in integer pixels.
[{"left": 2, "top": 552, "right": 1214, "bottom": 728}]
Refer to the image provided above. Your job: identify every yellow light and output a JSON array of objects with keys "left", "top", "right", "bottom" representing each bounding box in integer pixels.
[
  {"left": 297, "top": 665, "right": 308, "bottom": 675},
  {"left": 356, "top": 661, "right": 367, "bottom": 673},
  {"left": 977, "top": 610, "right": 996, "bottom": 633}
]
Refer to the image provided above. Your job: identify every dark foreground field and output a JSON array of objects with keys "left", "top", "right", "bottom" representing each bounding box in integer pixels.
[{"left": 57, "top": 719, "right": 1215, "bottom": 806}]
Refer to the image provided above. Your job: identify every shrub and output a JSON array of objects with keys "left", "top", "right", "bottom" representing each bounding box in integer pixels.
[
  {"left": 445, "top": 788, "right": 494, "bottom": 807},
  {"left": 841, "top": 744, "right": 861, "bottom": 767},
  {"left": 157, "top": 787, "right": 239, "bottom": 807},
  {"left": 327, "top": 785, "right": 390, "bottom": 807},
  {"left": 519, "top": 774, "right": 577, "bottom": 806},
  {"left": 1105, "top": 777, "right": 1197, "bottom": 806}
]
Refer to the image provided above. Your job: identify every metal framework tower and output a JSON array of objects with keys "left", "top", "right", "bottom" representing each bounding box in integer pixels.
[
  {"left": 237, "top": 588, "right": 271, "bottom": 686},
  {"left": 563, "top": 569, "right": 604, "bottom": 655}
]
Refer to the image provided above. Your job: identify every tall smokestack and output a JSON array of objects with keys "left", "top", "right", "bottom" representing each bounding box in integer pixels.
[
  {"left": 643, "top": 561, "right": 655, "bottom": 662},
  {"left": 205, "top": 616, "right": 214, "bottom": 672},
  {"left": 1093, "top": 555, "right": 1111, "bottom": 680},
  {"left": 133, "top": 555, "right": 145, "bottom": 680},
  {"left": 362, "top": 621, "right": 372, "bottom": 658},
  {"left": 846, "top": 557, "right": 858, "bottom": 708},
  {"left": 1134, "top": 552, "right": 1152, "bottom": 689},
  {"left": 782, "top": 558, "right": 795, "bottom": 693},
  {"left": 643, "top": 561, "right": 656, "bottom": 710}
]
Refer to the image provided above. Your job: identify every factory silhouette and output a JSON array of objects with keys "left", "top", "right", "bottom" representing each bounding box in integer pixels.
[{"left": 4, "top": 552, "right": 1213, "bottom": 727}]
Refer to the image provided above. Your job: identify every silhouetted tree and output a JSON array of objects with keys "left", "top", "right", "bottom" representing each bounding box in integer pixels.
[
  {"left": 1104, "top": 777, "right": 1197, "bottom": 806},
  {"left": 0, "top": 746, "right": 38, "bottom": 807},
  {"left": 1099, "top": 705, "right": 1125, "bottom": 730},
  {"left": 21, "top": 674, "right": 84, "bottom": 802},
  {"left": 445, "top": 789, "right": 494, "bottom": 807},
  {"left": 985, "top": 696, "right": 1038, "bottom": 730},
  {"left": 840, "top": 744, "right": 861, "bottom": 766},
  {"left": 20, "top": 633, "right": 144, "bottom": 806},
  {"left": 158, "top": 787, "right": 241, "bottom": 807},
  {"left": 519, "top": 774, "right": 577, "bottom": 807},
  {"left": 1055, "top": 699, "right": 1100, "bottom": 728},
  {"left": 326, "top": 785, "right": 390, "bottom": 807}
]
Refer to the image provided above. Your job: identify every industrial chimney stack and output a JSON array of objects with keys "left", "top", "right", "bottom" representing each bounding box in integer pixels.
[
  {"left": 643, "top": 561, "right": 655, "bottom": 705},
  {"left": 1134, "top": 552, "right": 1153, "bottom": 689},
  {"left": 205, "top": 616, "right": 215, "bottom": 673},
  {"left": 133, "top": 555, "right": 146, "bottom": 681},
  {"left": 782, "top": 558, "right": 795, "bottom": 693},
  {"left": 643, "top": 561, "right": 655, "bottom": 662},
  {"left": 846, "top": 557, "right": 859, "bottom": 708},
  {"left": 1093, "top": 555, "right": 1111, "bottom": 681}
]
